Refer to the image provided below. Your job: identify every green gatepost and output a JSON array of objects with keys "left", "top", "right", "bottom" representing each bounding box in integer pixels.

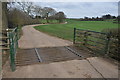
[
  {"left": 105, "top": 32, "right": 111, "bottom": 55},
  {"left": 16, "top": 27, "right": 19, "bottom": 48},
  {"left": 73, "top": 28, "right": 76, "bottom": 44},
  {"left": 9, "top": 31, "right": 16, "bottom": 71},
  {"left": 84, "top": 31, "right": 88, "bottom": 46}
]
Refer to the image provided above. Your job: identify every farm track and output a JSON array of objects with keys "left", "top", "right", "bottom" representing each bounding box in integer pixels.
[
  {"left": 18, "top": 24, "right": 72, "bottom": 49},
  {"left": 3, "top": 24, "right": 118, "bottom": 78}
]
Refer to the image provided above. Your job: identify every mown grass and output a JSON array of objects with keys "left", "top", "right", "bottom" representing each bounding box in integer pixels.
[{"left": 34, "top": 19, "right": 118, "bottom": 41}]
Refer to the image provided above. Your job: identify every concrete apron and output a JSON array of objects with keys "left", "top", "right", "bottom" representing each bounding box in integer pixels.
[{"left": 2, "top": 57, "right": 118, "bottom": 78}]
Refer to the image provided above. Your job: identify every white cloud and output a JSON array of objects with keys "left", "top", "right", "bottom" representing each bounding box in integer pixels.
[
  {"left": 1, "top": 0, "right": 119, "bottom": 2},
  {"left": 21, "top": 0, "right": 120, "bottom": 2}
]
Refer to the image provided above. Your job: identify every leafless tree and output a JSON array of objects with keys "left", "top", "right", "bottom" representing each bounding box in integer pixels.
[
  {"left": 33, "top": 5, "right": 42, "bottom": 18},
  {"left": 41, "top": 7, "right": 56, "bottom": 23},
  {"left": 18, "top": 2, "right": 34, "bottom": 16}
]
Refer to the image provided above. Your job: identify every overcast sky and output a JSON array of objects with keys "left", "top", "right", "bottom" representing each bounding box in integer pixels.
[{"left": 35, "top": 2, "right": 118, "bottom": 18}]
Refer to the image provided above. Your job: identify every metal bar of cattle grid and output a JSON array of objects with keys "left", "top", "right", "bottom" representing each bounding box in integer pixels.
[
  {"left": 65, "top": 46, "right": 83, "bottom": 58},
  {"left": 34, "top": 48, "right": 42, "bottom": 62}
]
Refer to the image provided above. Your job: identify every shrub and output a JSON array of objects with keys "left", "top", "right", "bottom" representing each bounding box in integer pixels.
[
  {"left": 8, "top": 8, "right": 41, "bottom": 28},
  {"left": 101, "top": 28, "right": 119, "bottom": 60}
]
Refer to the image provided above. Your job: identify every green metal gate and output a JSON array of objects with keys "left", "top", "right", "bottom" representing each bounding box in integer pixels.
[
  {"left": 1, "top": 27, "right": 18, "bottom": 71},
  {"left": 73, "top": 28, "right": 110, "bottom": 55}
]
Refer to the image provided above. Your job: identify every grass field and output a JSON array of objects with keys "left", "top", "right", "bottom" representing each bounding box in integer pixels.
[{"left": 34, "top": 19, "right": 118, "bottom": 41}]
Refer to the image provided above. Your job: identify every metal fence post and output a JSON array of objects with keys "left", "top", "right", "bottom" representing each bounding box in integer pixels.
[
  {"left": 9, "top": 32, "right": 16, "bottom": 71},
  {"left": 105, "top": 33, "right": 111, "bottom": 55},
  {"left": 84, "top": 31, "right": 88, "bottom": 46},
  {"left": 73, "top": 28, "right": 76, "bottom": 44},
  {"left": 16, "top": 27, "right": 18, "bottom": 48}
]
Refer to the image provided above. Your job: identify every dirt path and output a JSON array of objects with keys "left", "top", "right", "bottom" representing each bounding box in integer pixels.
[{"left": 18, "top": 24, "right": 72, "bottom": 49}]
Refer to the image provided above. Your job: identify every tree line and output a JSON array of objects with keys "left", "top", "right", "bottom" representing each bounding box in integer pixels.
[
  {"left": 69, "top": 14, "right": 119, "bottom": 24},
  {"left": 7, "top": 2, "right": 66, "bottom": 28},
  {"left": 80, "top": 14, "right": 118, "bottom": 21}
]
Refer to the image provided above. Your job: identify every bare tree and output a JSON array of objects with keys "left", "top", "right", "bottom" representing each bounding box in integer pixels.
[
  {"left": 18, "top": 2, "right": 34, "bottom": 16},
  {"left": 42, "top": 7, "right": 56, "bottom": 17},
  {"left": 41, "top": 7, "right": 56, "bottom": 23},
  {"left": 33, "top": 5, "right": 42, "bottom": 18}
]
